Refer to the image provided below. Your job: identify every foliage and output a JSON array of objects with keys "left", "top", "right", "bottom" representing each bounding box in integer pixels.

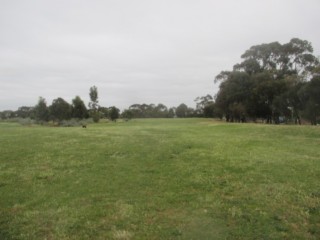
[
  {"left": 34, "top": 97, "right": 49, "bottom": 122},
  {"left": 15, "top": 106, "right": 34, "bottom": 119},
  {"left": 0, "top": 110, "right": 15, "bottom": 119},
  {"left": 176, "top": 103, "right": 189, "bottom": 118},
  {"left": 60, "top": 118, "right": 93, "bottom": 127},
  {"left": 88, "top": 86, "right": 99, "bottom": 110},
  {"left": 4, "top": 38, "right": 319, "bottom": 124},
  {"left": 88, "top": 86, "right": 100, "bottom": 122},
  {"left": 49, "top": 97, "right": 72, "bottom": 122},
  {"left": 109, "top": 106, "right": 120, "bottom": 122},
  {"left": 121, "top": 109, "right": 133, "bottom": 120},
  {"left": 167, "top": 107, "right": 176, "bottom": 118},
  {"left": 194, "top": 94, "right": 214, "bottom": 116},
  {"left": 215, "top": 38, "right": 320, "bottom": 124},
  {"left": 71, "top": 96, "right": 88, "bottom": 119},
  {"left": 125, "top": 103, "right": 172, "bottom": 118},
  {"left": 99, "top": 107, "right": 109, "bottom": 119},
  {"left": 0, "top": 117, "right": 35, "bottom": 126},
  {"left": 299, "top": 76, "right": 320, "bottom": 124},
  {"left": 17, "top": 118, "right": 35, "bottom": 126},
  {"left": 154, "top": 103, "right": 169, "bottom": 118},
  {"left": 89, "top": 110, "right": 100, "bottom": 123}
]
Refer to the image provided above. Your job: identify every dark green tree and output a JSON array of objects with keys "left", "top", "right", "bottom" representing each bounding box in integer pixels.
[
  {"left": 167, "top": 108, "right": 176, "bottom": 118},
  {"left": 238, "top": 38, "right": 318, "bottom": 78},
  {"left": 49, "top": 98, "right": 72, "bottom": 122},
  {"left": 71, "top": 96, "right": 88, "bottom": 119},
  {"left": 215, "top": 71, "right": 252, "bottom": 121},
  {"left": 195, "top": 94, "right": 214, "bottom": 116},
  {"left": 127, "top": 103, "right": 170, "bottom": 118},
  {"left": 271, "top": 76, "right": 305, "bottom": 124},
  {"left": 121, "top": 109, "right": 133, "bottom": 120},
  {"left": 300, "top": 76, "right": 320, "bottom": 125},
  {"left": 34, "top": 97, "right": 49, "bottom": 122},
  {"left": 129, "top": 104, "right": 143, "bottom": 118},
  {"left": 99, "top": 107, "right": 109, "bottom": 119},
  {"left": 0, "top": 110, "right": 15, "bottom": 119},
  {"left": 16, "top": 106, "right": 34, "bottom": 119},
  {"left": 214, "top": 38, "right": 319, "bottom": 124},
  {"left": 203, "top": 103, "right": 216, "bottom": 118},
  {"left": 176, "top": 103, "right": 189, "bottom": 118},
  {"left": 154, "top": 104, "right": 168, "bottom": 118},
  {"left": 109, "top": 106, "right": 120, "bottom": 122}
]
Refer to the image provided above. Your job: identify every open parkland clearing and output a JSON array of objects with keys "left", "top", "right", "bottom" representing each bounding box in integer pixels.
[{"left": 0, "top": 119, "right": 319, "bottom": 239}]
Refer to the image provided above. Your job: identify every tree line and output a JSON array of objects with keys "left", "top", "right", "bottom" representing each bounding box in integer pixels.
[
  {"left": 0, "top": 98, "right": 213, "bottom": 123},
  {"left": 121, "top": 100, "right": 214, "bottom": 119},
  {"left": 0, "top": 85, "right": 214, "bottom": 123},
  {"left": 0, "top": 86, "right": 120, "bottom": 124},
  {"left": 1, "top": 38, "right": 319, "bottom": 125}
]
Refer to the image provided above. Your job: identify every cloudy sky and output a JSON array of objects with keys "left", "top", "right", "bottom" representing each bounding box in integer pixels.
[{"left": 1, "top": 0, "right": 320, "bottom": 111}]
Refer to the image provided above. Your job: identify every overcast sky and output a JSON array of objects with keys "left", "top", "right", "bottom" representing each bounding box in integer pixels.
[{"left": 1, "top": 0, "right": 320, "bottom": 111}]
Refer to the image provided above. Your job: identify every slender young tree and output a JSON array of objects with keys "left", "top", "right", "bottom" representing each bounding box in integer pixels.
[
  {"left": 88, "top": 86, "right": 100, "bottom": 122},
  {"left": 89, "top": 86, "right": 99, "bottom": 110}
]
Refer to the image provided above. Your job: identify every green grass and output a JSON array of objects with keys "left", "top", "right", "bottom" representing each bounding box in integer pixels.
[{"left": 0, "top": 119, "right": 319, "bottom": 239}]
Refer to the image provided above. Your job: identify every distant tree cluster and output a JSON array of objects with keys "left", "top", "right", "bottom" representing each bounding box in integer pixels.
[
  {"left": 2, "top": 38, "right": 320, "bottom": 125},
  {"left": 214, "top": 38, "right": 320, "bottom": 124},
  {"left": 121, "top": 103, "right": 174, "bottom": 119},
  {"left": 1, "top": 97, "right": 213, "bottom": 123},
  {"left": 120, "top": 101, "right": 215, "bottom": 120},
  {"left": 0, "top": 106, "right": 35, "bottom": 120},
  {"left": 0, "top": 86, "right": 120, "bottom": 124},
  {"left": 34, "top": 96, "right": 88, "bottom": 123}
]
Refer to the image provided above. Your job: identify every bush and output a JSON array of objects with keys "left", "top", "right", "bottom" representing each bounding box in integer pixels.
[
  {"left": 92, "top": 113, "right": 100, "bottom": 123},
  {"left": 18, "top": 118, "right": 36, "bottom": 126},
  {"left": 60, "top": 118, "right": 93, "bottom": 127},
  {"left": 61, "top": 119, "right": 79, "bottom": 127},
  {"left": 0, "top": 117, "right": 36, "bottom": 126},
  {"left": 1, "top": 117, "right": 94, "bottom": 127}
]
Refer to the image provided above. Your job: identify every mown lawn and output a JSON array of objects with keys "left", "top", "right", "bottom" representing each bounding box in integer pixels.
[{"left": 0, "top": 119, "right": 319, "bottom": 239}]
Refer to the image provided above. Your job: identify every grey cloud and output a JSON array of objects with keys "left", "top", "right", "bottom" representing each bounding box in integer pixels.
[{"left": 1, "top": 0, "right": 320, "bottom": 110}]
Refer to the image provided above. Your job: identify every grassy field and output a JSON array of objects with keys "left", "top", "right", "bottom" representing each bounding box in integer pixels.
[{"left": 0, "top": 118, "right": 319, "bottom": 239}]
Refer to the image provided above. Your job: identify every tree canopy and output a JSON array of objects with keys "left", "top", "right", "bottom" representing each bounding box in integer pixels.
[
  {"left": 50, "top": 97, "right": 72, "bottom": 122},
  {"left": 214, "top": 38, "right": 320, "bottom": 124},
  {"left": 34, "top": 97, "right": 49, "bottom": 122},
  {"left": 109, "top": 106, "right": 120, "bottom": 122},
  {"left": 72, "top": 96, "right": 88, "bottom": 119}
]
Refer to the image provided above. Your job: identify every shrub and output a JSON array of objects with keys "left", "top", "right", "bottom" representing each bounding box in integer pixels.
[
  {"left": 60, "top": 118, "right": 93, "bottom": 127},
  {"left": 18, "top": 118, "right": 36, "bottom": 126}
]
